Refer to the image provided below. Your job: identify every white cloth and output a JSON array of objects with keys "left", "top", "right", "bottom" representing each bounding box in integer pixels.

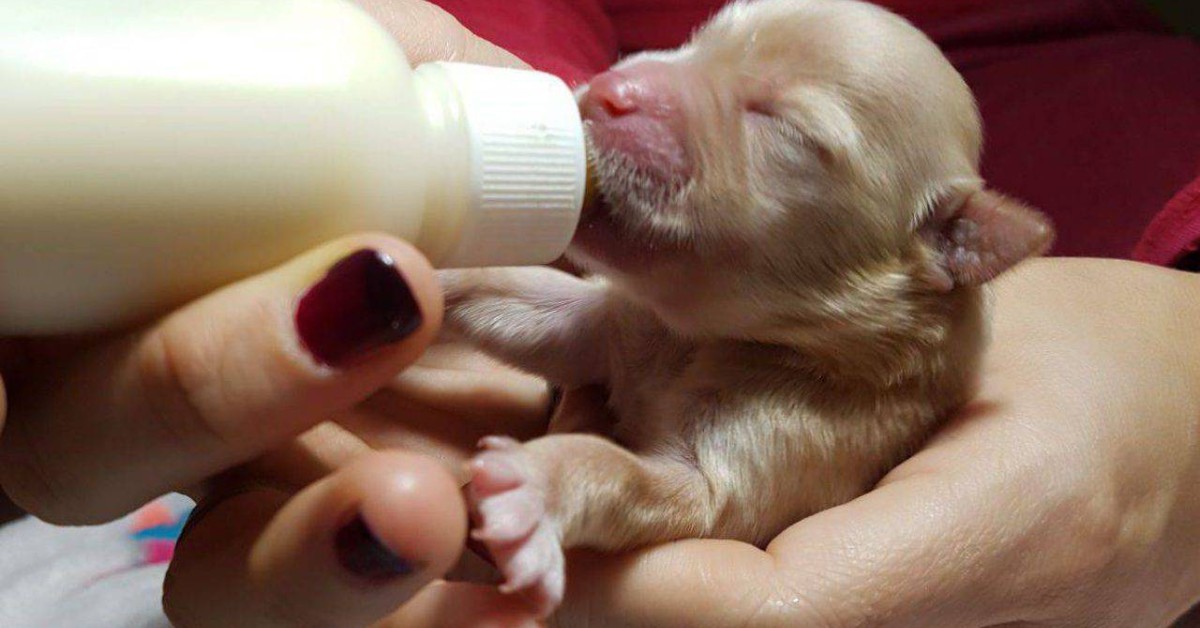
[{"left": 0, "top": 494, "right": 192, "bottom": 628}]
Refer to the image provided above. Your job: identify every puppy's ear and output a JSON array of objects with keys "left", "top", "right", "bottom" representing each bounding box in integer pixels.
[{"left": 920, "top": 189, "right": 1054, "bottom": 291}]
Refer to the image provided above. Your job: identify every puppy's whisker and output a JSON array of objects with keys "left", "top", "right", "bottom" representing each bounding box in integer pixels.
[{"left": 444, "top": 0, "right": 1052, "bottom": 615}]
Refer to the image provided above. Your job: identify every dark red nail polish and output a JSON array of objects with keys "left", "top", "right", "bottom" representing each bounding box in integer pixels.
[
  {"left": 296, "top": 249, "right": 422, "bottom": 367},
  {"left": 334, "top": 514, "right": 416, "bottom": 583}
]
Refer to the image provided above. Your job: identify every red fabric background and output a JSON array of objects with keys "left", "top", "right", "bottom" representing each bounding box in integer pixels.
[{"left": 435, "top": 0, "right": 1200, "bottom": 265}]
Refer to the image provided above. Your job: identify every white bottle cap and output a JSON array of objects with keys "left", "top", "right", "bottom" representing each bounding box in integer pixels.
[{"left": 420, "top": 62, "right": 586, "bottom": 268}]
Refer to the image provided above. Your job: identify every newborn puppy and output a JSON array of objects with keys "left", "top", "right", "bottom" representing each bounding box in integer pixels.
[{"left": 442, "top": 0, "right": 1052, "bottom": 615}]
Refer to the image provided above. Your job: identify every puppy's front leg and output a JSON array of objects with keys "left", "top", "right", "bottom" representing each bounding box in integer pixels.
[
  {"left": 466, "top": 434, "right": 710, "bottom": 616},
  {"left": 440, "top": 267, "right": 611, "bottom": 386}
]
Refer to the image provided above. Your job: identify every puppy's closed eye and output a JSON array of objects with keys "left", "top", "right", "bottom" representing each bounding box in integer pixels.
[{"left": 446, "top": 0, "right": 1053, "bottom": 618}]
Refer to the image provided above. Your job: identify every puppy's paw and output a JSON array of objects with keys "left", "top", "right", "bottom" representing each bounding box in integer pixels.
[{"left": 467, "top": 436, "right": 565, "bottom": 618}]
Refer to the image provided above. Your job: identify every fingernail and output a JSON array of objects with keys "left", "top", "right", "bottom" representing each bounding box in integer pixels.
[
  {"left": 334, "top": 514, "right": 416, "bottom": 584},
  {"left": 296, "top": 249, "right": 423, "bottom": 367}
]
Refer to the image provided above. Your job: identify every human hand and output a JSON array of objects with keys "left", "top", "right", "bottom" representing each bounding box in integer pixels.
[
  {"left": 538, "top": 258, "right": 1200, "bottom": 627},
  {"left": 0, "top": 0, "right": 531, "bottom": 527},
  {"left": 145, "top": 4, "right": 559, "bottom": 626},
  {"left": 162, "top": 255, "right": 1200, "bottom": 628},
  {"left": 154, "top": 4, "right": 1195, "bottom": 626},
  {"left": 0, "top": 234, "right": 449, "bottom": 525},
  {"left": 161, "top": 339, "right": 554, "bottom": 627}
]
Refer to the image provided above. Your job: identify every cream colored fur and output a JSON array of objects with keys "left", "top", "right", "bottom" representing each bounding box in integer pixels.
[{"left": 440, "top": 0, "right": 1051, "bottom": 616}]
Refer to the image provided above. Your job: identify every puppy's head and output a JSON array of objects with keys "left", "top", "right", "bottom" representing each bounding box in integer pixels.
[{"left": 572, "top": 0, "right": 1051, "bottom": 340}]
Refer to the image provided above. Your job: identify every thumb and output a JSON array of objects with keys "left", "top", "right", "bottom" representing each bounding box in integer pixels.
[{"left": 1, "top": 234, "right": 442, "bottom": 524}]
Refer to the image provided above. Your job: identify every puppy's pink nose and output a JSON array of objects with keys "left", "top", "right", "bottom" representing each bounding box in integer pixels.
[
  {"left": 578, "top": 61, "right": 692, "bottom": 181},
  {"left": 580, "top": 70, "right": 641, "bottom": 119},
  {"left": 580, "top": 61, "right": 684, "bottom": 123}
]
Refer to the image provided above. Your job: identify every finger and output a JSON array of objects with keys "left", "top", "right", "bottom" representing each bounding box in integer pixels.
[
  {"left": 165, "top": 452, "right": 466, "bottom": 628},
  {"left": 0, "top": 234, "right": 443, "bottom": 524},
  {"left": 235, "top": 345, "right": 558, "bottom": 496},
  {"left": 374, "top": 582, "right": 539, "bottom": 628},
  {"left": 553, "top": 540, "right": 778, "bottom": 628},
  {"left": 352, "top": 0, "right": 529, "bottom": 69},
  {"left": 548, "top": 490, "right": 928, "bottom": 628},
  {"left": 538, "top": 477, "right": 960, "bottom": 628},
  {"left": 551, "top": 448, "right": 1087, "bottom": 628},
  {"left": 0, "top": 373, "right": 6, "bottom": 441},
  {"left": 0, "top": 339, "right": 29, "bottom": 438},
  {"left": 338, "top": 343, "right": 554, "bottom": 466},
  {"left": 163, "top": 489, "right": 287, "bottom": 627}
]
